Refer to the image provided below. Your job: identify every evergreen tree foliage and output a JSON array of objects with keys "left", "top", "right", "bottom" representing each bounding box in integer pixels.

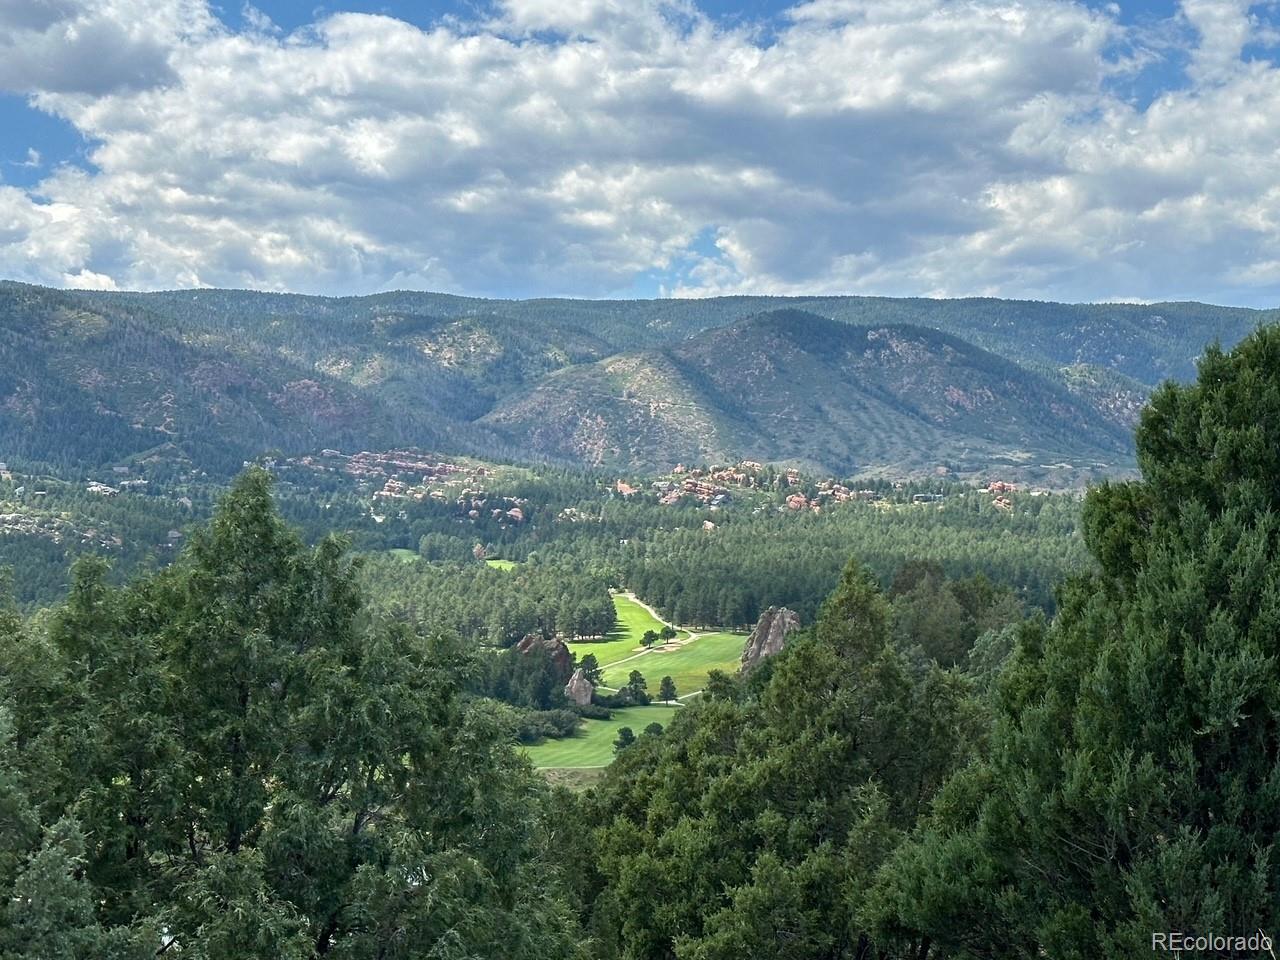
[
  {"left": 871, "top": 326, "right": 1280, "bottom": 957},
  {"left": 581, "top": 557, "right": 980, "bottom": 960},
  {"left": 0, "top": 468, "right": 584, "bottom": 959},
  {"left": 658, "top": 676, "right": 677, "bottom": 703}
]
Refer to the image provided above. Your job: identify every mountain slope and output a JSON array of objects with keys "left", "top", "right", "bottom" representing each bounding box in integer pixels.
[
  {"left": 483, "top": 310, "right": 1133, "bottom": 474},
  {"left": 0, "top": 285, "right": 416, "bottom": 473},
  {"left": 0, "top": 281, "right": 1263, "bottom": 479},
  {"left": 77, "top": 286, "right": 1274, "bottom": 385}
]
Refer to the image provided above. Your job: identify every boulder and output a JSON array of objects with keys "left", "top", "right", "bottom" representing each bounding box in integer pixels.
[
  {"left": 739, "top": 607, "right": 801, "bottom": 672},
  {"left": 515, "top": 632, "right": 574, "bottom": 676},
  {"left": 564, "top": 667, "right": 595, "bottom": 706}
]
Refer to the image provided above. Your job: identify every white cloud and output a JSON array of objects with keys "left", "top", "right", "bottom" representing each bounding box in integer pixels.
[
  {"left": 0, "top": 0, "right": 1279, "bottom": 303},
  {"left": 0, "top": 0, "right": 218, "bottom": 94}
]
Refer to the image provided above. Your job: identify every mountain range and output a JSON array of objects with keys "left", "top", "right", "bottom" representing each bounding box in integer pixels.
[{"left": 1, "top": 281, "right": 1271, "bottom": 481}]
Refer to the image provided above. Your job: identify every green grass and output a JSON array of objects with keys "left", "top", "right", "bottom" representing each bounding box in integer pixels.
[
  {"left": 388, "top": 548, "right": 418, "bottom": 563},
  {"left": 568, "top": 594, "right": 686, "bottom": 668},
  {"left": 523, "top": 704, "right": 683, "bottom": 769},
  {"left": 601, "top": 631, "right": 747, "bottom": 697},
  {"left": 485, "top": 558, "right": 517, "bottom": 570}
]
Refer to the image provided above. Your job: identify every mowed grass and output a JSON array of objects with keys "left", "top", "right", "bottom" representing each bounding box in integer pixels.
[
  {"left": 567, "top": 594, "right": 685, "bottom": 668},
  {"left": 485, "top": 558, "right": 517, "bottom": 570},
  {"left": 523, "top": 704, "right": 683, "bottom": 769},
  {"left": 388, "top": 548, "right": 418, "bottom": 563},
  {"left": 602, "top": 631, "right": 747, "bottom": 697}
]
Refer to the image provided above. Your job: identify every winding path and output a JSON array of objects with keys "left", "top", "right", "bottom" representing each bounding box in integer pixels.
[{"left": 596, "top": 590, "right": 724, "bottom": 700}]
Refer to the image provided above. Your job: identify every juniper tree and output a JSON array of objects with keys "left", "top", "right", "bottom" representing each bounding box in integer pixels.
[
  {"left": 872, "top": 327, "right": 1280, "bottom": 958},
  {"left": 0, "top": 469, "right": 585, "bottom": 960}
]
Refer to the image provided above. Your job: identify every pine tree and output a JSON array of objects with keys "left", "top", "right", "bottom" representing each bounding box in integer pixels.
[
  {"left": 658, "top": 676, "right": 677, "bottom": 703},
  {"left": 585, "top": 557, "right": 978, "bottom": 959},
  {"left": 578, "top": 652, "right": 604, "bottom": 686}
]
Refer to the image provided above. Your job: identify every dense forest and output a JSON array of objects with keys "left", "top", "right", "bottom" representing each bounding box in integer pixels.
[
  {"left": 0, "top": 444, "right": 1085, "bottom": 614},
  {"left": 2, "top": 323, "right": 1280, "bottom": 956}
]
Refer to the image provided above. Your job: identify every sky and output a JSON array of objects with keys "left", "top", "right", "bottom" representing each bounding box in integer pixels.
[{"left": 2, "top": 0, "right": 1280, "bottom": 304}]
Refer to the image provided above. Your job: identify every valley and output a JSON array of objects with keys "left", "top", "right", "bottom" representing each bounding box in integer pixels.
[
  {"left": 9, "top": 1, "right": 1280, "bottom": 951},
  {"left": 5, "top": 289, "right": 1279, "bottom": 959}
]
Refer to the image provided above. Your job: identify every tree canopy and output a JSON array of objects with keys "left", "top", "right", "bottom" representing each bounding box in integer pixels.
[
  {"left": 0, "top": 469, "right": 584, "bottom": 959},
  {"left": 870, "top": 325, "right": 1280, "bottom": 957}
]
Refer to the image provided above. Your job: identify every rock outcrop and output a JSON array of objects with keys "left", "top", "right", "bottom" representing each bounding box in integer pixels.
[
  {"left": 515, "top": 632, "right": 574, "bottom": 676},
  {"left": 564, "top": 668, "right": 595, "bottom": 706},
  {"left": 740, "top": 607, "right": 801, "bottom": 672}
]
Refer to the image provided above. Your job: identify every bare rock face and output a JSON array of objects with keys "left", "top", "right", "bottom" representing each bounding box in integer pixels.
[
  {"left": 515, "top": 633, "right": 574, "bottom": 677},
  {"left": 740, "top": 607, "right": 801, "bottom": 672},
  {"left": 564, "top": 667, "right": 595, "bottom": 706}
]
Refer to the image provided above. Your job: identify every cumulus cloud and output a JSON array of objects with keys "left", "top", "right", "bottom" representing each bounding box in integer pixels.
[
  {"left": 0, "top": 0, "right": 1279, "bottom": 303},
  {"left": 0, "top": 0, "right": 218, "bottom": 94}
]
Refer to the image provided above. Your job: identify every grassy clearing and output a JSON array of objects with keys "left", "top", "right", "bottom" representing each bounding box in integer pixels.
[
  {"left": 388, "top": 548, "right": 418, "bottom": 563},
  {"left": 602, "top": 631, "right": 746, "bottom": 697},
  {"left": 568, "top": 594, "right": 686, "bottom": 668},
  {"left": 524, "top": 704, "right": 682, "bottom": 769},
  {"left": 485, "top": 558, "right": 517, "bottom": 570}
]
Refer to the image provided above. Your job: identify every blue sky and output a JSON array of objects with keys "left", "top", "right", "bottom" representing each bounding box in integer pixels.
[{"left": 2, "top": 0, "right": 1280, "bottom": 304}]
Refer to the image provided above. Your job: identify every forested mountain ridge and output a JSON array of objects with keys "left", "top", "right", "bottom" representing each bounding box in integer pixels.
[
  {"left": 483, "top": 311, "right": 1134, "bottom": 473},
  {"left": 1, "top": 281, "right": 1266, "bottom": 477},
  {"left": 90, "top": 286, "right": 1272, "bottom": 380},
  {"left": 0, "top": 284, "right": 407, "bottom": 473}
]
